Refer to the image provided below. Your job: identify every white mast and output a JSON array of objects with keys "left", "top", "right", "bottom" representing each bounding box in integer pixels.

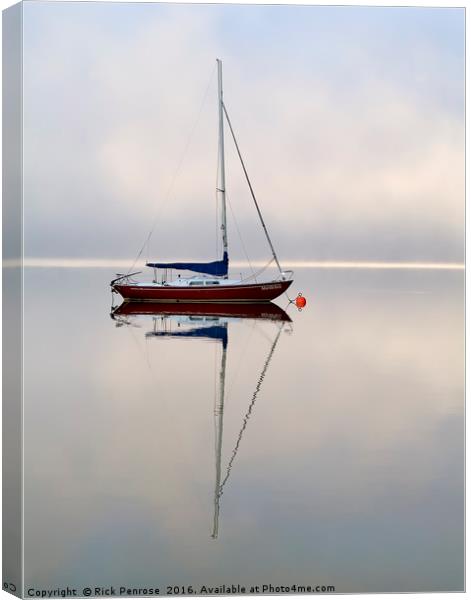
[
  {"left": 210, "top": 321, "right": 284, "bottom": 539},
  {"left": 217, "top": 58, "right": 228, "bottom": 266},
  {"left": 212, "top": 338, "right": 227, "bottom": 539}
]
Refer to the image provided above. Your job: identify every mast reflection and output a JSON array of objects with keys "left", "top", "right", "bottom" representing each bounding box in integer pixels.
[{"left": 110, "top": 301, "right": 292, "bottom": 538}]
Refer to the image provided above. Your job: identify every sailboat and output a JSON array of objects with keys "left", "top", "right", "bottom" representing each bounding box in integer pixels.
[{"left": 111, "top": 59, "right": 293, "bottom": 303}]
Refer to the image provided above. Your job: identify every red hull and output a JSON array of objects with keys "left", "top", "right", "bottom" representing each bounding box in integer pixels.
[
  {"left": 113, "top": 279, "right": 292, "bottom": 303},
  {"left": 112, "top": 301, "right": 291, "bottom": 322}
]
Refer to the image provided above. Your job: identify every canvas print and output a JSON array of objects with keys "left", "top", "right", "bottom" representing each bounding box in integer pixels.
[{"left": 2, "top": 1, "right": 464, "bottom": 597}]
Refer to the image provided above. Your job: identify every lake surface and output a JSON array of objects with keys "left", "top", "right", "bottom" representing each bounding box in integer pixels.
[{"left": 22, "top": 267, "right": 464, "bottom": 594}]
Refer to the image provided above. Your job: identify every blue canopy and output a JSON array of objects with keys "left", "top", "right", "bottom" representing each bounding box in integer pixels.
[
  {"left": 146, "top": 252, "right": 228, "bottom": 277},
  {"left": 147, "top": 324, "right": 228, "bottom": 349}
]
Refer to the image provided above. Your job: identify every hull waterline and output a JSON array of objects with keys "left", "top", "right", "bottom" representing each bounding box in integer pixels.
[{"left": 113, "top": 279, "right": 293, "bottom": 303}]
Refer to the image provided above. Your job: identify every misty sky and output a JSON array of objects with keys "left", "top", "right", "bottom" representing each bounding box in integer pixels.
[{"left": 22, "top": 2, "right": 464, "bottom": 263}]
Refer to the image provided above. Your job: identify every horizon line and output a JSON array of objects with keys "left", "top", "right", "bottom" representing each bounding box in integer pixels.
[{"left": 2, "top": 258, "right": 465, "bottom": 270}]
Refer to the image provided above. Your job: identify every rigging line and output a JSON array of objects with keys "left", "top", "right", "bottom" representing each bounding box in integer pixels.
[
  {"left": 222, "top": 102, "right": 283, "bottom": 276},
  {"left": 144, "top": 332, "right": 152, "bottom": 371},
  {"left": 138, "top": 318, "right": 185, "bottom": 440},
  {"left": 251, "top": 318, "right": 276, "bottom": 346},
  {"left": 217, "top": 323, "right": 284, "bottom": 498},
  {"left": 127, "top": 64, "right": 217, "bottom": 275},
  {"left": 240, "top": 257, "right": 275, "bottom": 282},
  {"left": 125, "top": 318, "right": 149, "bottom": 365},
  {"left": 226, "top": 195, "right": 256, "bottom": 281}
]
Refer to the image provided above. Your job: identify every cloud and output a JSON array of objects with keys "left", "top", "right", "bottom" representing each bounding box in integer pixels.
[{"left": 22, "top": 4, "right": 464, "bottom": 263}]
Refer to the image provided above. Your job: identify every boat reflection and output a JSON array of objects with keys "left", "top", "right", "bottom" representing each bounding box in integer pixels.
[
  {"left": 110, "top": 301, "right": 292, "bottom": 538},
  {"left": 111, "top": 301, "right": 292, "bottom": 322}
]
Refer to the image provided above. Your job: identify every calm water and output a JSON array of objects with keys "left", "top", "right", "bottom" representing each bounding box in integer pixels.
[{"left": 23, "top": 267, "right": 464, "bottom": 594}]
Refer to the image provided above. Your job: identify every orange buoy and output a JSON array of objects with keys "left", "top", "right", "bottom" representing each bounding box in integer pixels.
[{"left": 295, "top": 293, "right": 307, "bottom": 309}]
